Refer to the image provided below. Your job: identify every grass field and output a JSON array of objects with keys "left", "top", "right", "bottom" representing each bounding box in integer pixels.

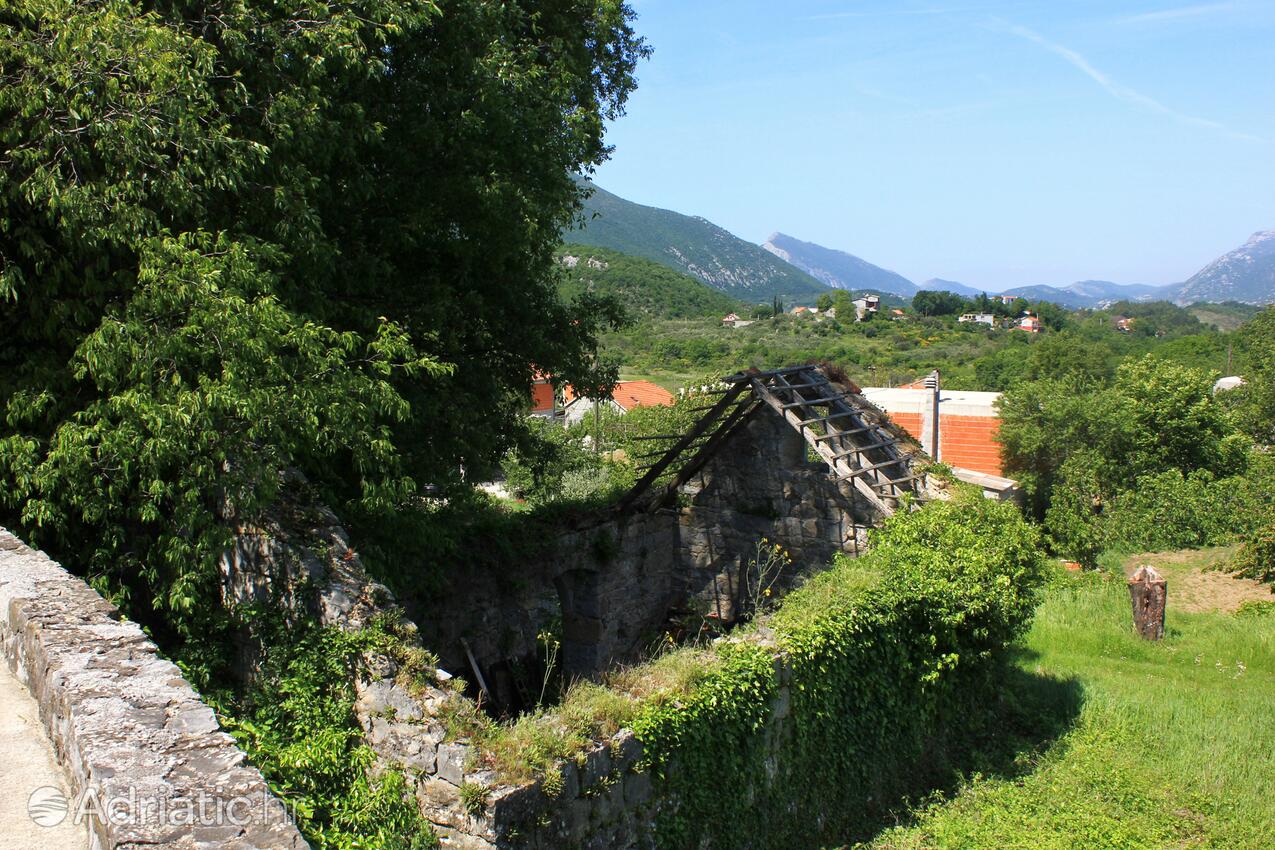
[{"left": 857, "top": 550, "right": 1275, "bottom": 850}]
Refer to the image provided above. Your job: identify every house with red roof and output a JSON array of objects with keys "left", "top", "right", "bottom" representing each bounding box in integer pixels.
[
  {"left": 529, "top": 370, "right": 559, "bottom": 418},
  {"left": 1016, "top": 313, "right": 1043, "bottom": 333},
  {"left": 561, "top": 380, "right": 675, "bottom": 425}
]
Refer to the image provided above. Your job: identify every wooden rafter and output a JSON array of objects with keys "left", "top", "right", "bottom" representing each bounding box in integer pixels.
[{"left": 614, "top": 365, "right": 926, "bottom": 515}]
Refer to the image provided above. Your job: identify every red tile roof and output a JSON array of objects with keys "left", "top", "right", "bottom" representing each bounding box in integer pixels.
[{"left": 563, "top": 380, "right": 675, "bottom": 411}]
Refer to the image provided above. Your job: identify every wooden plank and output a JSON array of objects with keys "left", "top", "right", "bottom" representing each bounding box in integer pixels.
[
  {"left": 813, "top": 426, "right": 873, "bottom": 441},
  {"left": 754, "top": 374, "right": 895, "bottom": 516},
  {"left": 633, "top": 439, "right": 710, "bottom": 461},
  {"left": 764, "top": 380, "right": 825, "bottom": 391},
  {"left": 830, "top": 439, "right": 892, "bottom": 457},
  {"left": 614, "top": 383, "right": 747, "bottom": 512},
  {"left": 872, "top": 473, "right": 924, "bottom": 487},
  {"left": 780, "top": 393, "right": 846, "bottom": 409},
  {"left": 797, "top": 411, "right": 858, "bottom": 427},
  {"left": 833, "top": 456, "right": 909, "bottom": 480}
]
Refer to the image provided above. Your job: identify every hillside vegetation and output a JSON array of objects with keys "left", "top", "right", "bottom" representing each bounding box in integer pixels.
[
  {"left": 556, "top": 244, "right": 742, "bottom": 320},
  {"left": 567, "top": 179, "right": 830, "bottom": 302},
  {"left": 605, "top": 300, "right": 1246, "bottom": 392}
]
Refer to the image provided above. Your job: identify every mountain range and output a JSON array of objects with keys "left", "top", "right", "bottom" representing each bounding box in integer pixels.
[
  {"left": 566, "top": 178, "right": 1275, "bottom": 309},
  {"left": 567, "top": 180, "right": 829, "bottom": 302},
  {"left": 1172, "top": 230, "right": 1275, "bottom": 305},
  {"left": 760, "top": 232, "right": 917, "bottom": 297},
  {"left": 919, "top": 278, "right": 984, "bottom": 297}
]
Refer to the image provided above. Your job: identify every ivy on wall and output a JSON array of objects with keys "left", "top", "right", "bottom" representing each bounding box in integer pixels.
[{"left": 629, "top": 492, "right": 1046, "bottom": 849}]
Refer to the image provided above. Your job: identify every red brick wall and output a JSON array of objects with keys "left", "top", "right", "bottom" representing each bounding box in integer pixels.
[
  {"left": 939, "top": 414, "right": 1004, "bottom": 476},
  {"left": 890, "top": 411, "right": 923, "bottom": 436},
  {"left": 531, "top": 382, "right": 556, "bottom": 413},
  {"left": 878, "top": 410, "right": 1004, "bottom": 476}
]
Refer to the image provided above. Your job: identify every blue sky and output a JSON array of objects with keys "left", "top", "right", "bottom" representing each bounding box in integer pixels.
[{"left": 590, "top": 1, "right": 1275, "bottom": 290}]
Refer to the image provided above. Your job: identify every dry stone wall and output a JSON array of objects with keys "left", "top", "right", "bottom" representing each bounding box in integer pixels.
[
  {"left": 212, "top": 405, "right": 887, "bottom": 847},
  {"left": 414, "top": 407, "right": 879, "bottom": 699},
  {"left": 416, "top": 647, "right": 804, "bottom": 850},
  {"left": 0, "top": 529, "right": 308, "bottom": 850}
]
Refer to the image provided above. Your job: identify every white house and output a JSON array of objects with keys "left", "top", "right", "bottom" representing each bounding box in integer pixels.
[
  {"left": 958, "top": 313, "right": 995, "bottom": 326},
  {"left": 851, "top": 294, "right": 880, "bottom": 321}
]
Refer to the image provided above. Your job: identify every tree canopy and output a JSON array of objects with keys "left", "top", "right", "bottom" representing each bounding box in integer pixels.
[{"left": 0, "top": 0, "right": 648, "bottom": 633}]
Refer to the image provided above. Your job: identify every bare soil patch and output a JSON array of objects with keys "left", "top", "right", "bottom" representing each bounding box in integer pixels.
[{"left": 1121, "top": 547, "right": 1272, "bottom": 614}]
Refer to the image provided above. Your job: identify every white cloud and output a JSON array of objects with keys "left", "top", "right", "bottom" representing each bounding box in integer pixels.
[
  {"left": 1116, "top": 2, "right": 1241, "bottom": 25},
  {"left": 996, "top": 20, "right": 1261, "bottom": 142}
]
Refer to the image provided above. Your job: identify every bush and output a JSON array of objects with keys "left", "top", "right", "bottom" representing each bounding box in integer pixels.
[
  {"left": 1231, "top": 515, "right": 1275, "bottom": 586},
  {"left": 627, "top": 492, "right": 1046, "bottom": 849},
  {"left": 200, "top": 617, "right": 438, "bottom": 850},
  {"left": 1047, "top": 452, "right": 1275, "bottom": 565},
  {"left": 500, "top": 417, "right": 622, "bottom": 507}
]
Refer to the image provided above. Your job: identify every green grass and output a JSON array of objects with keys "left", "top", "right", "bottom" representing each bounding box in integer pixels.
[{"left": 860, "top": 558, "right": 1275, "bottom": 850}]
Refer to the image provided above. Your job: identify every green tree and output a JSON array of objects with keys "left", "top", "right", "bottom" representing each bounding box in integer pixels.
[
  {"left": 912, "top": 290, "right": 969, "bottom": 317},
  {"left": 999, "top": 354, "right": 1241, "bottom": 525},
  {"left": 1229, "top": 306, "right": 1275, "bottom": 442},
  {"left": 0, "top": 0, "right": 647, "bottom": 633},
  {"left": 816, "top": 292, "right": 834, "bottom": 312}
]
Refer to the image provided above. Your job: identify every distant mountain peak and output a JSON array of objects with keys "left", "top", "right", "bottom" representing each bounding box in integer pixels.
[
  {"left": 565, "top": 182, "right": 829, "bottom": 301},
  {"left": 918, "top": 278, "right": 984, "bottom": 297},
  {"left": 1170, "top": 228, "right": 1275, "bottom": 305},
  {"left": 760, "top": 233, "right": 917, "bottom": 297}
]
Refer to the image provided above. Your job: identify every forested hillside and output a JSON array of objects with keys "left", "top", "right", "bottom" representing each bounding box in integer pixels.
[
  {"left": 556, "top": 245, "right": 742, "bottom": 320},
  {"left": 567, "top": 179, "right": 830, "bottom": 302}
]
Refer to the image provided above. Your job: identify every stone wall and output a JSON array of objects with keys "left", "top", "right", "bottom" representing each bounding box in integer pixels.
[
  {"left": 409, "top": 510, "right": 681, "bottom": 709},
  {"left": 418, "top": 645, "right": 800, "bottom": 850},
  {"left": 409, "top": 406, "right": 879, "bottom": 708},
  {"left": 0, "top": 529, "right": 308, "bottom": 850},
  {"left": 211, "top": 405, "right": 888, "bottom": 847},
  {"left": 677, "top": 409, "right": 878, "bottom": 622}
]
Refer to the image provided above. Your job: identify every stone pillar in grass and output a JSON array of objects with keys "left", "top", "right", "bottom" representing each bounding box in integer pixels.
[{"left": 1128, "top": 565, "right": 1167, "bottom": 640}]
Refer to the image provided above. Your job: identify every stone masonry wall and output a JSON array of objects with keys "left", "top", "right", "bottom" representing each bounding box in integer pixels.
[
  {"left": 419, "top": 645, "right": 802, "bottom": 850},
  {"left": 0, "top": 529, "right": 308, "bottom": 850},
  {"left": 410, "top": 510, "right": 680, "bottom": 708},
  {"left": 213, "top": 405, "right": 887, "bottom": 848},
  {"left": 677, "top": 410, "right": 879, "bottom": 623},
  {"left": 410, "top": 406, "right": 880, "bottom": 705}
]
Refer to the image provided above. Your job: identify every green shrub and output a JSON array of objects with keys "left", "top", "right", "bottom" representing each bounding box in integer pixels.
[
  {"left": 1047, "top": 455, "right": 1275, "bottom": 565},
  {"left": 1231, "top": 515, "right": 1275, "bottom": 586},
  {"left": 201, "top": 619, "right": 438, "bottom": 850},
  {"left": 625, "top": 492, "right": 1046, "bottom": 849}
]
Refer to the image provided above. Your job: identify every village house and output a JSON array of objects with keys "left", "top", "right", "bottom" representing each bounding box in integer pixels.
[
  {"left": 852, "top": 294, "right": 881, "bottom": 321},
  {"left": 529, "top": 370, "right": 559, "bottom": 418},
  {"left": 562, "top": 380, "right": 675, "bottom": 425},
  {"left": 1016, "top": 313, "right": 1043, "bottom": 333},
  {"left": 1114, "top": 316, "right": 1134, "bottom": 333},
  {"left": 958, "top": 312, "right": 996, "bottom": 327}
]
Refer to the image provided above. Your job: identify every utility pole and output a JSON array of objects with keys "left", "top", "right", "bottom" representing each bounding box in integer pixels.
[{"left": 924, "top": 370, "right": 941, "bottom": 462}]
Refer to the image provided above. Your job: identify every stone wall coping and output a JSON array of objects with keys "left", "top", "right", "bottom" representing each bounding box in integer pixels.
[{"left": 0, "top": 528, "right": 309, "bottom": 849}]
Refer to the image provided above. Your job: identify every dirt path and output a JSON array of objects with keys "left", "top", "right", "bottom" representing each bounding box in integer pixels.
[
  {"left": 1121, "top": 547, "right": 1272, "bottom": 614},
  {"left": 0, "top": 662, "right": 89, "bottom": 850}
]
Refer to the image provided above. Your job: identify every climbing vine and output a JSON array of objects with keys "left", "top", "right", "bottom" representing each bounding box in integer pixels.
[{"left": 626, "top": 491, "right": 1046, "bottom": 849}]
